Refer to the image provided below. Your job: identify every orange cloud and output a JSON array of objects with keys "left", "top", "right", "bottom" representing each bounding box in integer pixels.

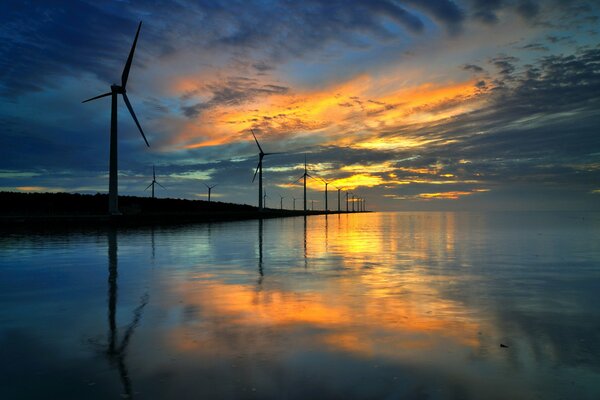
[{"left": 168, "top": 70, "right": 486, "bottom": 151}]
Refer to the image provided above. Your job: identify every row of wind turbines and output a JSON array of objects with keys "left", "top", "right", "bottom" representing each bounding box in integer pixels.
[
  {"left": 83, "top": 21, "right": 368, "bottom": 215},
  {"left": 251, "top": 130, "right": 367, "bottom": 213}
]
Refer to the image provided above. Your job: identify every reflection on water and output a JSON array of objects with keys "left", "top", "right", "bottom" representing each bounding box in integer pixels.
[
  {"left": 1, "top": 212, "right": 600, "bottom": 399},
  {"left": 102, "top": 230, "right": 148, "bottom": 399}
]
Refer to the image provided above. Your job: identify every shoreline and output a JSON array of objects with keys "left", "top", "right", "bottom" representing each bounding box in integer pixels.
[{"left": 0, "top": 209, "right": 371, "bottom": 228}]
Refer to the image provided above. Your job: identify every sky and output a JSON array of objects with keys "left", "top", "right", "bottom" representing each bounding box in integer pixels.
[{"left": 1, "top": 0, "right": 599, "bottom": 211}]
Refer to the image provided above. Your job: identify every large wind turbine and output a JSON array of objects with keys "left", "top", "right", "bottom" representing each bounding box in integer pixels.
[
  {"left": 144, "top": 166, "right": 165, "bottom": 199},
  {"left": 83, "top": 21, "right": 149, "bottom": 215},
  {"left": 204, "top": 183, "right": 217, "bottom": 203},
  {"left": 251, "top": 130, "right": 281, "bottom": 211}
]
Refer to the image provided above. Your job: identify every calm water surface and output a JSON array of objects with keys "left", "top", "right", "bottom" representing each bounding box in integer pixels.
[{"left": 1, "top": 212, "right": 599, "bottom": 399}]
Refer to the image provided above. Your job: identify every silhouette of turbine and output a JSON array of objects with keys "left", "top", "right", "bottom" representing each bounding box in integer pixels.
[
  {"left": 335, "top": 186, "right": 342, "bottom": 212},
  {"left": 279, "top": 194, "right": 285, "bottom": 210},
  {"left": 293, "top": 155, "right": 314, "bottom": 213},
  {"left": 204, "top": 183, "right": 217, "bottom": 203},
  {"left": 345, "top": 191, "right": 350, "bottom": 212},
  {"left": 145, "top": 166, "right": 165, "bottom": 199},
  {"left": 83, "top": 21, "right": 149, "bottom": 215},
  {"left": 321, "top": 178, "right": 329, "bottom": 212},
  {"left": 251, "top": 129, "right": 281, "bottom": 211}
]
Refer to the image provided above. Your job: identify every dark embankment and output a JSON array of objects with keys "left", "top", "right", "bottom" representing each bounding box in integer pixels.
[{"left": 0, "top": 192, "right": 358, "bottom": 228}]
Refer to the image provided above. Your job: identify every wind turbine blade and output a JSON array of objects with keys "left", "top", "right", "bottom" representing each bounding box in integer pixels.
[
  {"left": 293, "top": 175, "right": 303, "bottom": 184},
  {"left": 122, "top": 92, "right": 150, "bottom": 147},
  {"left": 252, "top": 161, "right": 260, "bottom": 182},
  {"left": 153, "top": 165, "right": 155, "bottom": 180},
  {"left": 145, "top": 182, "right": 153, "bottom": 190},
  {"left": 121, "top": 21, "right": 142, "bottom": 88},
  {"left": 156, "top": 182, "right": 166, "bottom": 189},
  {"left": 210, "top": 184, "right": 218, "bottom": 189},
  {"left": 250, "top": 129, "right": 263, "bottom": 153},
  {"left": 82, "top": 92, "right": 112, "bottom": 103},
  {"left": 263, "top": 152, "right": 284, "bottom": 156}
]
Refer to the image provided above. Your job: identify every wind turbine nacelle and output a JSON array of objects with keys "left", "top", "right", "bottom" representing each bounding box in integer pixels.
[{"left": 111, "top": 84, "right": 125, "bottom": 94}]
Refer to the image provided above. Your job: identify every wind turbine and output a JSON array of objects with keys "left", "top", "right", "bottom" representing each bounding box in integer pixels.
[
  {"left": 263, "top": 190, "right": 269, "bottom": 209},
  {"left": 279, "top": 195, "right": 285, "bottom": 210},
  {"left": 144, "top": 165, "right": 165, "bottom": 199},
  {"left": 204, "top": 183, "right": 217, "bottom": 203},
  {"left": 345, "top": 191, "right": 350, "bottom": 212},
  {"left": 83, "top": 21, "right": 150, "bottom": 215},
  {"left": 321, "top": 178, "right": 329, "bottom": 213},
  {"left": 335, "top": 187, "right": 342, "bottom": 212},
  {"left": 293, "top": 155, "right": 313, "bottom": 213},
  {"left": 292, "top": 197, "right": 298, "bottom": 211},
  {"left": 251, "top": 130, "right": 281, "bottom": 211}
]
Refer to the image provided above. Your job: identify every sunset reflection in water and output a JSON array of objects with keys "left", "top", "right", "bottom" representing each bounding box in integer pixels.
[{"left": 1, "top": 212, "right": 599, "bottom": 399}]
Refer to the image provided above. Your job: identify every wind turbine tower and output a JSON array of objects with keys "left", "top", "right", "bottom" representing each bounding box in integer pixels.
[
  {"left": 345, "top": 191, "right": 349, "bottom": 212},
  {"left": 204, "top": 183, "right": 217, "bottom": 203},
  {"left": 145, "top": 165, "right": 165, "bottom": 199},
  {"left": 322, "top": 179, "right": 329, "bottom": 212},
  {"left": 83, "top": 21, "right": 149, "bottom": 215},
  {"left": 251, "top": 130, "right": 280, "bottom": 211}
]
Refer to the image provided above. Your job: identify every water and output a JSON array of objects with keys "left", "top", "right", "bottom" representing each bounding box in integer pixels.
[{"left": 1, "top": 212, "right": 599, "bottom": 399}]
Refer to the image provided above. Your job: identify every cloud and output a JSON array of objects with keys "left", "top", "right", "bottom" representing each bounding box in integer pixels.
[
  {"left": 462, "top": 64, "right": 485, "bottom": 73},
  {"left": 181, "top": 77, "right": 289, "bottom": 118}
]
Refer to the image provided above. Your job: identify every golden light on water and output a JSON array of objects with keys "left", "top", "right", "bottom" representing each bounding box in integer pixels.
[{"left": 165, "top": 213, "right": 490, "bottom": 361}]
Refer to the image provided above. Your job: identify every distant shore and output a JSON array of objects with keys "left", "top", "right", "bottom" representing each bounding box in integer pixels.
[{"left": 0, "top": 191, "right": 368, "bottom": 228}]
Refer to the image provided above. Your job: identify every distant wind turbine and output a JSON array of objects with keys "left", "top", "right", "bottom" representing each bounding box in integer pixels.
[
  {"left": 263, "top": 190, "right": 269, "bottom": 209},
  {"left": 204, "top": 183, "right": 217, "bottom": 203},
  {"left": 293, "top": 155, "right": 313, "bottom": 213},
  {"left": 321, "top": 178, "right": 329, "bottom": 213},
  {"left": 251, "top": 130, "right": 281, "bottom": 211},
  {"left": 279, "top": 195, "right": 285, "bottom": 210},
  {"left": 292, "top": 197, "right": 298, "bottom": 211},
  {"left": 345, "top": 191, "right": 350, "bottom": 212},
  {"left": 335, "top": 187, "right": 342, "bottom": 212},
  {"left": 83, "top": 21, "right": 149, "bottom": 215},
  {"left": 144, "top": 166, "right": 165, "bottom": 199}
]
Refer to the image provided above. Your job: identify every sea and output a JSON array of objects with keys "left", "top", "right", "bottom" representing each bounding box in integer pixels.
[{"left": 1, "top": 211, "right": 599, "bottom": 399}]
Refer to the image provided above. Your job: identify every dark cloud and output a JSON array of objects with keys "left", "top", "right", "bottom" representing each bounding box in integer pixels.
[
  {"left": 545, "top": 35, "right": 569, "bottom": 44},
  {"left": 470, "top": 0, "right": 504, "bottom": 24},
  {"left": 516, "top": 0, "right": 540, "bottom": 19},
  {"left": 0, "top": 0, "right": 485, "bottom": 98},
  {"left": 182, "top": 77, "right": 289, "bottom": 118},
  {"left": 403, "top": 0, "right": 466, "bottom": 34},
  {"left": 462, "top": 63, "right": 485, "bottom": 73},
  {"left": 519, "top": 43, "right": 549, "bottom": 51},
  {"left": 490, "top": 55, "right": 519, "bottom": 76}
]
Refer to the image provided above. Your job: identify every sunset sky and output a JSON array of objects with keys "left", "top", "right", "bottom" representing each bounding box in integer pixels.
[{"left": 1, "top": 0, "right": 599, "bottom": 210}]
